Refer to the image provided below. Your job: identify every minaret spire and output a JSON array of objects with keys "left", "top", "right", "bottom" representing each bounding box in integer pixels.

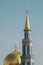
[
  {"left": 25, "top": 10, "right": 31, "bottom": 31},
  {"left": 15, "top": 44, "right": 17, "bottom": 51}
]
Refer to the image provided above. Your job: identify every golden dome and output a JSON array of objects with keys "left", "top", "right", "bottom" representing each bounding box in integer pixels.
[{"left": 4, "top": 49, "right": 21, "bottom": 65}]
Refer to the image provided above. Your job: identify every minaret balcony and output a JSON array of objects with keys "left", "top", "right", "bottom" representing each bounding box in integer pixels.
[
  {"left": 21, "top": 55, "right": 34, "bottom": 61},
  {"left": 22, "top": 39, "right": 32, "bottom": 45}
]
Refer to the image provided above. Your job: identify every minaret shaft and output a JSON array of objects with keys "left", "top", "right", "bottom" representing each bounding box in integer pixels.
[
  {"left": 21, "top": 11, "right": 34, "bottom": 65},
  {"left": 24, "top": 30, "right": 31, "bottom": 40}
]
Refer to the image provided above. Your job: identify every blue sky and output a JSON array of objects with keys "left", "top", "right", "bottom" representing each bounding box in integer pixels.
[{"left": 0, "top": 0, "right": 43, "bottom": 65}]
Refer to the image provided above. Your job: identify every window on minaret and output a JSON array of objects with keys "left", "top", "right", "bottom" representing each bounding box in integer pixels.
[
  {"left": 27, "top": 62, "right": 30, "bottom": 65},
  {"left": 27, "top": 31, "right": 28, "bottom": 39},
  {"left": 27, "top": 45, "right": 30, "bottom": 55},
  {"left": 24, "top": 31, "right": 28, "bottom": 39},
  {"left": 24, "top": 31, "right": 26, "bottom": 39},
  {"left": 23, "top": 45, "right": 25, "bottom": 55}
]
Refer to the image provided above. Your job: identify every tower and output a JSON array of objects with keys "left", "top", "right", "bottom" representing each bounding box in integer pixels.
[{"left": 22, "top": 11, "right": 34, "bottom": 65}]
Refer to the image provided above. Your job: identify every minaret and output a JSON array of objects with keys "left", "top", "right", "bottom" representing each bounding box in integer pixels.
[{"left": 21, "top": 11, "right": 34, "bottom": 65}]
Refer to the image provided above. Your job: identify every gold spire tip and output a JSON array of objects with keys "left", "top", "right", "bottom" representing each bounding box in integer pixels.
[
  {"left": 26, "top": 9, "right": 28, "bottom": 14},
  {"left": 15, "top": 45, "right": 17, "bottom": 51},
  {"left": 24, "top": 10, "right": 31, "bottom": 31}
]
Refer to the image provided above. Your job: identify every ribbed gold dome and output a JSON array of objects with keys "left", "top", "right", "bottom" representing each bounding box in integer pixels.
[{"left": 4, "top": 49, "right": 21, "bottom": 65}]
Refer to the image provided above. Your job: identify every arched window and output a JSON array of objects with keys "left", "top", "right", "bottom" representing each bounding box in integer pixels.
[
  {"left": 23, "top": 45, "right": 25, "bottom": 56},
  {"left": 24, "top": 31, "right": 28, "bottom": 39},
  {"left": 27, "top": 45, "right": 30, "bottom": 55}
]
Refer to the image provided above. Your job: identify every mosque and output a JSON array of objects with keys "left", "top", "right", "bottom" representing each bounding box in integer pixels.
[{"left": 4, "top": 11, "right": 34, "bottom": 65}]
